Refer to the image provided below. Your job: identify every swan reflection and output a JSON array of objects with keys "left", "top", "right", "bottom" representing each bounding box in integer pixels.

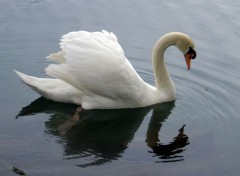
[{"left": 17, "top": 97, "right": 189, "bottom": 166}]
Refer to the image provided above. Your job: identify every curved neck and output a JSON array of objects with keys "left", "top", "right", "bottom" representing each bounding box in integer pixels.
[{"left": 152, "top": 33, "right": 178, "bottom": 99}]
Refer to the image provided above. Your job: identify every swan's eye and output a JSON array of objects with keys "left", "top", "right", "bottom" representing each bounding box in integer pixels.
[{"left": 186, "top": 46, "right": 196, "bottom": 59}]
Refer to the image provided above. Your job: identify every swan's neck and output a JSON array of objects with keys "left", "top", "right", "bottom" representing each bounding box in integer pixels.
[{"left": 152, "top": 33, "right": 178, "bottom": 99}]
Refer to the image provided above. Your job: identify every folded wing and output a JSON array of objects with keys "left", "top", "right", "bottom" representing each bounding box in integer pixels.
[{"left": 46, "top": 30, "right": 145, "bottom": 104}]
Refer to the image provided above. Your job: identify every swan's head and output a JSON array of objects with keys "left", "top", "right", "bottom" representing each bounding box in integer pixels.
[{"left": 175, "top": 32, "right": 196, "bottom": 70}]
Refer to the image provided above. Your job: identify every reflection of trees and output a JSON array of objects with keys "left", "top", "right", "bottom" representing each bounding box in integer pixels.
[{"left": 17, "top": 97, "right": 189, "bottom": 166}]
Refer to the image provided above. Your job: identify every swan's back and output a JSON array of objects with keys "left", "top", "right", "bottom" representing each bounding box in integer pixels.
[{"left": 46, "top": 30, "right": 149, "bottom": 109}]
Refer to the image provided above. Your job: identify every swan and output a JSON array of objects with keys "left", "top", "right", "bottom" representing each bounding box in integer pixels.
[{"left": 15, "top": 30, "right": 196, "bottom": 110}]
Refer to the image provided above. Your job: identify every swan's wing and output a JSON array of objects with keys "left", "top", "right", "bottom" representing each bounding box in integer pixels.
[
  {"left": 46, "top": 30, "right": 145, "bottom": 103},
  {"left": 46, "top": 31, "right": 90, "bottom": 63}
]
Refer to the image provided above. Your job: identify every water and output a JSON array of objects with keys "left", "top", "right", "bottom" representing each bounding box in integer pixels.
[{"left": 1, "top": 0, "right": 240, "bottom": 175}]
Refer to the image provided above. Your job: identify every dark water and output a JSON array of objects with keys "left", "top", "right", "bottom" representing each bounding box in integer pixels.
[{"left": 1, "top": 0, "right": 240, "bottom": 175}]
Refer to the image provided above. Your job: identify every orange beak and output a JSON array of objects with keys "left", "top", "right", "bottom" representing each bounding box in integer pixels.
[{"left": 184, "top": 53, "right": 191, "bottom": 70}]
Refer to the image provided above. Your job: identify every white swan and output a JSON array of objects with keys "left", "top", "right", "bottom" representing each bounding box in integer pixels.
[{"left": 15, "top": 30, "right": 196, "bottom": 110}]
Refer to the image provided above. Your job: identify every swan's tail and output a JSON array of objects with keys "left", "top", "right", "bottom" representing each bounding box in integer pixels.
[
  {"left": 14, "top": 70, "right": 50, "bottom": 97},
  {"left": 14, "top": 70, "right": 83, "bottom": 104}
]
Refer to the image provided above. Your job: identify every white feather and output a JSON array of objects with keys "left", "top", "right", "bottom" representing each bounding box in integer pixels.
[
  {"left": 14, "top": 70, "right": 83, "bottom": 104},
  {"left": 45, "top": 30, "right": 148, "bottom": 109}
]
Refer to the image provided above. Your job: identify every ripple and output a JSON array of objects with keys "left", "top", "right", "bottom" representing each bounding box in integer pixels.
[{"left": 169, "top": 65, "right": 239, "bottom": 126}]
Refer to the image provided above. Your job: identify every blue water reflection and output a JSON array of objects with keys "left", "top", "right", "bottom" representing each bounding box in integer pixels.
[{"left": 17, "top": 98, "right": 189, "bottom": 166}]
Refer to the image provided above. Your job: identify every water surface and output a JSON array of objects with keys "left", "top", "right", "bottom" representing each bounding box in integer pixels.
[{"left": 1, "top": 0, "right": 240, "bottom": 175}]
